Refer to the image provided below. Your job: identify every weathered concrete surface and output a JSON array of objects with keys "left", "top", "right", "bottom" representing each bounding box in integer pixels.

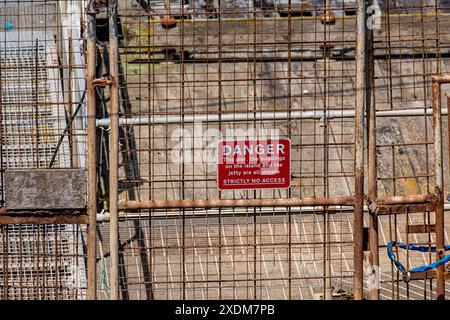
[{"left": 4, "top": 169, "right": 87, "bottom": 210}]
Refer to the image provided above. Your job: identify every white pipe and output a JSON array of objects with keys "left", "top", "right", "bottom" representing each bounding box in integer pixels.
[{"left": 96, "top": 108, "right": 448, "bottom": 127}]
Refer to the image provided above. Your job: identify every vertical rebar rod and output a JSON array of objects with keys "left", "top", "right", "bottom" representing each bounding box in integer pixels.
[
  {"left": 354, "top": 0, "right": 368, "bottom": 301},
  {"left": 0, "top": 30, "right": 3, "bottom": 206},
  {"left": 109, "top": 0, "right": 120, "bottom": 300},
  {"left": 86, "top": 0, "right": 98, "bottom": 300},
  {"left": 34, "top": 39, "right": 40, "bottom": 168},
  {"left": 448, "top": 95, "right": 450, "bottom": 226},
  {"left": 323, "top": 0, "right": 332, "bottom": 301},
  {"left": 366, "top": 0, "right": 379, "bottom": 301}
]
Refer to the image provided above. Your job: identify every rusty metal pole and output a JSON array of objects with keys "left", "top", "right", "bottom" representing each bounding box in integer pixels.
[
  {"left": 109, "top": 0, "right": 120, "bottom": 300},
  {"left": 432, "top": 75, "right": 450, "bottom": 300},
  {"left": 354, "top": 0, "right": 368, "bottom": 301},
  {"left": 366, "top": 0, "right": 379, "bottom": 301},
  {"left": 448, "top": 94, "right": 450, "bottom": 202},
  {"left": 118, "top": 194, "right": 436, "bottom": 210},
  {"left": 86, "top": 0, "right": 98, "bottom": 300},
  {"left": 119, "top": 196, "right": 356, "bottom": 209}
]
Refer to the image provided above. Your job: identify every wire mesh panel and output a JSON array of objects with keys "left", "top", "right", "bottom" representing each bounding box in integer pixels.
[
  {"left": 1, "top": 0, "right": 450, "bottom": 301},
  {"left": 0, "top": 0, "right": 88, "bottom": 300},
  {"left": 117, "top": 3, "right": 357, "bottom": 203},
  {"left": 0, "top": 31, "right": 70, "bottom": 170},
  {"left": 100, "top": 209, "right": 354, "bottom": 300},
  {"left": 96, "top": 0, "right": 450, "bottom": 301},
  {"left": 375, "top": 210, "right": 450, "bottom": 300},
  {"left": 0, "top": 224, "right": 87, "bottom": 299},
  {"left": 371, "top": 3, "right": 450, "bottom": 299},
  {"left": 99, "top": 0, "right": 360, "bottom": 300},
  {"left": 374, "top": 11, "right": 445, "bottom": 196}
]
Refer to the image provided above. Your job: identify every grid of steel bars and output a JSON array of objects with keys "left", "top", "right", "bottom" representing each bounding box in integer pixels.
[
  {"left": 99, "top": 0, "right": 450, "bottom": 300},
  {"left": 0, "top": 0, "right": 89, "bottom": 299},
  {"left": 1, "top": 0, "right": 450, "bottom": 300}
]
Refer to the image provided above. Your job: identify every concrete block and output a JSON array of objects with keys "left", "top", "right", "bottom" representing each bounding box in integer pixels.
[{"left": 4, "top": 169, "right": 87, "bottom": 210}]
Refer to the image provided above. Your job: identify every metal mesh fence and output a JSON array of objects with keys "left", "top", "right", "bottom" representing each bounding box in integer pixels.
[
  {"left": 0, "top": 224, "right": 87, "bottom": 299},
  {"left": 0, "top": 0, "right": 450, "bottom": 301},
  {"left": 102, "top": 0, "right": 450, "bottom": 300},
  {"left": 104, "top": 0, "right": 359, "bottom": 300},
  {"left": 0, "top": 0, "right": 87, "bottom": 300}
]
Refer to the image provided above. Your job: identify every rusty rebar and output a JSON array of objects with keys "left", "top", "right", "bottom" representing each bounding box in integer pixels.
[
  {"left": 109, "top": 0, "right": 120, "bottom": 301},
  {"left": 86, "top": 0, "right": 98, "bottom": 301},
  {"left": 107, "top": 3, "right": 450, "bottom": 301},
  {"left": 119, "top": 196, "right": 356, "bottom": 210},
  {"left": 354, "top": 0, "right": 368, "bottom": 301},
  {"left": 432, "top": 74, "right": 450, "bottom": 300},
  {"left": 366, "top": 0, "right": 379, "bottom": 300},
  {"left": 376, "top": 194, "right": 438, "bottom": 206},
  {"left": 0, "top": 214, "right": 89, "bottom": 225}
]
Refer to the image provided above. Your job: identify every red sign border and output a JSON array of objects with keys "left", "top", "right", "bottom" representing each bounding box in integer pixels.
[{"left": 216, "top": 138, "right": 292, "bottom": 191}]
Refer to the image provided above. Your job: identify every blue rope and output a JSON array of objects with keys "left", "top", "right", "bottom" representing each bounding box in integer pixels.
[{"left": 387, "top": 241, "right": 450, "bottom": 275}]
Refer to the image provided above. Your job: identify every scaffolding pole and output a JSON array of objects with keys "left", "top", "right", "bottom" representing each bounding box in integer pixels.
[
  {"left": 432, "top": 75, "right": 450, "bottom": 300},
  {"left": 109, "top": 0, "right": 120, "bottom": 301},
  {"left": 86, "top": 0, "right": 97, "bottom": 300},
  {"left": 366, "top": 0, "right": 379, "bottom": 301},
  {"left": 354, "top": 0, "right": 368, "bottom": 301}
]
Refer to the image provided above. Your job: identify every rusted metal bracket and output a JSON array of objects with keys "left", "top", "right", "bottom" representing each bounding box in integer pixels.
[
  {"left": 320, "top": 12, "right": 336, "bottom": 25},
  {"left": 320, "top": 42, "right": 335, "bottom": 58},
  {"left": 93, "top": 77, "right": 114, "bottom": 87},
  {"left": 160, "top": 16, "right": 177, "bottom": 29},
  {"left": 366, "top": 195, "right": 377, "bottom": 213}
]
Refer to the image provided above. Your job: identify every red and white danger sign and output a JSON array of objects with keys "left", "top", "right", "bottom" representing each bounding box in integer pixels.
[{"left": 217, "top": 139, "right": 291, "bottom": 190}]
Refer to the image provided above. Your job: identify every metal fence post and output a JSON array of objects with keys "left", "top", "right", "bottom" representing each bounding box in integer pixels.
[
  {"left": 86, "top": 0, "right": 98, "bottom": 300},
  {"left": 354, "top": 0, "right": 368, "bottom": 300},
  {"left": 366, "top": 0, "right": 379, "bottom": 301},
  {"left": 109, "top": 0, "right": 120, "bottom": 300},
  {"left": 432, "top": 75, "right": 450, "bottom": 300}
]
